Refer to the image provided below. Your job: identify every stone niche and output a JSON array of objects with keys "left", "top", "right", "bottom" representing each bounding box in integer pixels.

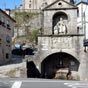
[{"left": 42, "top": 0, "right": 78, "bottom": 35}]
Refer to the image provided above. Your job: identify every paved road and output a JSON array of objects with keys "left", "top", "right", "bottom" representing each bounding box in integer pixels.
[{"left": 0, "top": 78, "right": 88, "bottom": 88}]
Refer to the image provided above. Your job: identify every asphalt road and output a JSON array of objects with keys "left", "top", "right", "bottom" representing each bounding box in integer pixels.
[{"left": 0, "top": 78, "right": 88, "bottom": 88}]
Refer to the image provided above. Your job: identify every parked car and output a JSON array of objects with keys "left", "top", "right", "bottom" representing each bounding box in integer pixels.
[
  {"left": 24, "top": 48, "right": 34, "bottom": 55},
  {"left": 12, "top": 48, "right": 24, "bottom": 55}
]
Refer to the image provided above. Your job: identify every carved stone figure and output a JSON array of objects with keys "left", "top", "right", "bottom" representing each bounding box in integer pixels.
[
  {"left": 54, "top": 25, "right": 58, "bottom": 34},
  {"left": 54, "top": 17, "right": 67, "bottom": 34}
]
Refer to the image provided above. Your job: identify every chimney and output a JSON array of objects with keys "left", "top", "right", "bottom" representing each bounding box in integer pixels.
[{"left": 5, "top": 9, "right": 11, "bottom": 15}]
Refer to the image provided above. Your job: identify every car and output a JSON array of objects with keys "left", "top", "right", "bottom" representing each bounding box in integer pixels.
[
  {"left": 24, "top": 48, "right": 34, "bottom": 55},
  {"left": 12, "top": 48, "right": 24, "bottom": 55}
]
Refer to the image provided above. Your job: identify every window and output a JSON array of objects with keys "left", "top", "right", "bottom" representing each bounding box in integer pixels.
[
  {"left": 29, "top": 0, "right": 31, "bottom": 8},
  {"left": 77, "top": 26, "right": 79, "bottom": 34},
  {"left": 29, "top": 0, "right": 31, "bottom": 2},
  {"left": 7, "top": 20, "right": 9, "bottom": 25},
  {"left": 1, "top": 16, "right": 5, "bottom": 27},
  {"left": 77, "top": 9, "right": 79, "bottom": 17},
  {"left": 0, "top": 20, "right": 2, "bottom": 25},
  {"left": 6, "top": 53, "right": 9, "bottom": 59},
  {"left": 6, "top": 20, "right": 10, "bottom": 30},
  {"left": 58, "top": 2, "right": 62, "bottom": 7},
  {"left": 6, "top": 35, "right": 11, "bottom": 43},
  {"left": 0, "top": 38, "right": 1, "bottom": 45},
  {"left": 58, "top": 2, "right": 62, "bottom": 5},
  {"left": 0, "top": 15, "right": 2, "bottom": 25},
  {"left": 29, "top": 4, "right": 31, "bottom": 8}
]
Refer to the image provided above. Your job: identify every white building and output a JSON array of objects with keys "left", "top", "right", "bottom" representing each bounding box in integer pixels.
[
  {"left": 0, "top": 9, "right": 15, "bottom": 65},
  {"left": 77, "top": 1, "right": 88, "bottom": 39}
]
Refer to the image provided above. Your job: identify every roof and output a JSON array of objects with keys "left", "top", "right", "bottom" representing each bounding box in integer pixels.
[
  {"left": 76, "top": 1, "right": 88, "bottom": 5},
  {"left": 42, "top": 0, "right": 78, "bottom": 11},
  {"left": 0, "top": 9, "right": 16, "bottom": 22}
]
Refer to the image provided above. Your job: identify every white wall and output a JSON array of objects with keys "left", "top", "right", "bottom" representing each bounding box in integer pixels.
[{"left": 77, "top": 3, "right": 88, "bottom": 39}]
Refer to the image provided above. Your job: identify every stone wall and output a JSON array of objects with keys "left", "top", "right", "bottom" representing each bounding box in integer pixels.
[
  {"left": 0, "top": 62, "right": 27, "bottom": 78},
  {"left": 43, "top": 9, "right": 77, "bottom": 35},
  {"left": 29, "top": 35, "right": 88, "bottom": 80}
]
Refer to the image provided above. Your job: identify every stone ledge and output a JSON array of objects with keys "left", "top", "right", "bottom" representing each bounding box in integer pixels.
[{"left": 38, "top": 34, "right": 84, "bottom": 37}]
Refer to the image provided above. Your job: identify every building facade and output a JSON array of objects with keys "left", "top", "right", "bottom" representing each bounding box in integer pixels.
[
  {"left": 22, "top": 0, "right": 73, "bottom": 10},
  {"left": 0, "top": 9, "right": 15, "bottom": 65},
  {"left": 77, "top": 1, "right": 88, "bottom": 39},
  {"left": 21, "top": 0, "right": 88, "bottom": 80},
  {"left": 28, "top": 0, "right": 88, "bottom": 80}
]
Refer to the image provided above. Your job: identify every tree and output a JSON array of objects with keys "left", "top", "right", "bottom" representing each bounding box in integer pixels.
[{"left": 28, "top": 30, "right": 39, "bottom": 44}]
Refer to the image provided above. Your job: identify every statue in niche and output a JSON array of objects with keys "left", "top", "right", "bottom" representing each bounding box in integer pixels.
[{"left": 54, "top": 17, "right": 67, "bottom": 34}]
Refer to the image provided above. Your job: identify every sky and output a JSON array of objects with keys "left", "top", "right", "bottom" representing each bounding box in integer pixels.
[
  {"left": 0, "top": 0, "right": 22, "bottom": 10},
  {"left": 0, "top": 0, "right": 88, "bottom": 11}
]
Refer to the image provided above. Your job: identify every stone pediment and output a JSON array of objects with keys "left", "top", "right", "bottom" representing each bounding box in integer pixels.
[{"left": 42, "top": 0, "right": 78, "bottom": 11}]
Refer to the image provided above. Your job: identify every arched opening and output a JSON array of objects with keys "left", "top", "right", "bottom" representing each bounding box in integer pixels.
[
  {"left": 41, "top": 52, "right": 80, "bottom": 79},
  {"left": 52, "top": 12, "right": 68, "bottom": 34}
]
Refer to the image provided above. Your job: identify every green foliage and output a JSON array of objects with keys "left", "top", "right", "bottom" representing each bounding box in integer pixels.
[
  {"left": 28, "top": 30, "right": 39, "bottom": 42},
  {"left": 13, "top": 11, "right": 40, "bottom": 44},
  {"left": 14, "top": 12, "right": 39, "bottom": 27}
]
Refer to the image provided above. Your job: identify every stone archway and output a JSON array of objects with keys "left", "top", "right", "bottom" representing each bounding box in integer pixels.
[
  {"left": 41, "top": 52, "right": 80, "bottom": 79},
  {"left": 52, "top": 12, "right": 68, "bottom": 34}
]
